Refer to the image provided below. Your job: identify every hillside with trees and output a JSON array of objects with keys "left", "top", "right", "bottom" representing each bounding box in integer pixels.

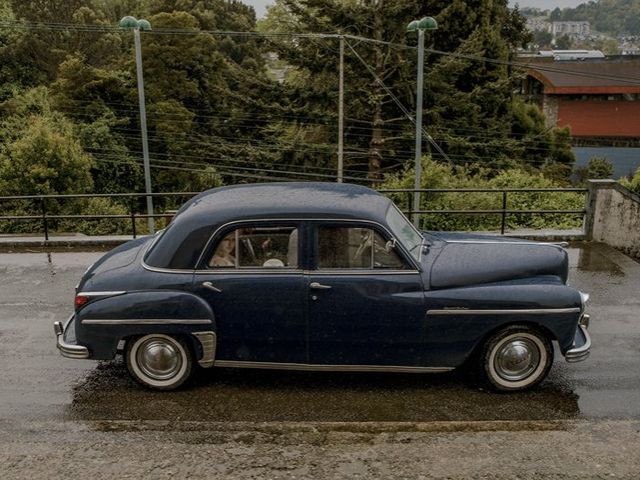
[{"left": 549, "top": 0, "right": 640, "bottom": 36}]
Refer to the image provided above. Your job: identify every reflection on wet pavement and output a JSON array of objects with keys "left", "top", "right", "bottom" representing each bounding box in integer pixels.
[
  {"left": 572, "top": 244, "right": 625, "bottom": 277},
  {"left": 66, "top": 360, "right": 580, "bottom": 423}
]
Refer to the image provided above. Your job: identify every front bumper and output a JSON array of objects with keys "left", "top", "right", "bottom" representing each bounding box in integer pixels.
[
  {"left": 565, "top": 314, "right": 591, "bottom": 363},
  {"left": 54, "top": 315, "right": 90, "bottom": 359}
]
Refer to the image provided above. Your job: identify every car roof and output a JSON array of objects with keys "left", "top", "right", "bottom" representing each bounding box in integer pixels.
[
  {"left": 145, "top": 182, "right": 393, "bottom": 269},
  {"left": 176, "top": 182, "right": 391, "bottom": 223}
]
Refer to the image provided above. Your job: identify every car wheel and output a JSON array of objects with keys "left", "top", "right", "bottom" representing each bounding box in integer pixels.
[
  {"left": 480, "top": 326, "right": 553, "bottom": 392},
  {"left": 125, "top": 334, "right": 193, "bottom": 390}
]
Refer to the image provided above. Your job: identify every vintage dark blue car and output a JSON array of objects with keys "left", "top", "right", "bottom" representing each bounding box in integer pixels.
[{"left": 54, "top": 183, "right": 591, "bottom": 391}]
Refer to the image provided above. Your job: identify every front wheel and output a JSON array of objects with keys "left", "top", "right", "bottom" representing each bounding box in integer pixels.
[
  {"left": 479, "top": 326, "right": 553, "bottom": 392},
  {"left": 125, "top": 334, "right": 193, "bottom": 390}
]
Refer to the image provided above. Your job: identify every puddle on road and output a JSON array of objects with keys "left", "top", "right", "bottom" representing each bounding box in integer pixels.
[
  {"left": 65, "top": 360, "right": 580, "bottom": 424},
  {"left": 569, "top": 244, "right": 625, "bottom": 277}
]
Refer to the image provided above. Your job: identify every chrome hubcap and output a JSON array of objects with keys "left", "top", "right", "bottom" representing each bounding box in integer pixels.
[
  {"left": 494, "top": 338, "right": 540, "bottom": 382},
  {"left": 136, "top": 338, "right": 182, "bottom": 380}
]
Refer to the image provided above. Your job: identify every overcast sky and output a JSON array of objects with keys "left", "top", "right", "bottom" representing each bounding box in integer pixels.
[{"left": 243, "top": 1, "right": 588, "bottom": 19}]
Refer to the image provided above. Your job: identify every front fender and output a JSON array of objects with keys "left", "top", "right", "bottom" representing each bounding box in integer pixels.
[
  {"left": 422, "top": 281, "right": 583, "bottom": 367},
  {"left": 75, "top": 290, "right": 216, "bottom": 361}
]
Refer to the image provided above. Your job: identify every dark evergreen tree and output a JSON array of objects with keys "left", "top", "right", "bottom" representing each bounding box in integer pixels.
[{"left": 261, "top": 0, "right": 564, "bottom": 179}]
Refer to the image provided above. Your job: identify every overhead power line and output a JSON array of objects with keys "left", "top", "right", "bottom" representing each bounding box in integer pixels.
[{"left": 345, "top": 39, "right": 454, "bottom": 166}]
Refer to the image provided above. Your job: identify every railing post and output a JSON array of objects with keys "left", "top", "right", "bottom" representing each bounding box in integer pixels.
[
  {"left": 407, "top": 191, "right": 413, "bottom": 223},
  {"left": 40, "top": 198, "right": 49, "bottom": 241},
  {"left": 130, "top": 199, "right": 137, "bottom": 239},
  {"left": 500, "top": 191, "right": 507, "bottom": 235}
]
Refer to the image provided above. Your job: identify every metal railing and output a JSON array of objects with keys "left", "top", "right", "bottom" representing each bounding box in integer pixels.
[
  {"left": 379, "top": 187, "right": 588, "bottom": 234},
  {"left": 0, "top": 187, "right": 588, "bottom": 240},
  {"left": 0, "top": 192, "right": 198, "bottom": 240}
]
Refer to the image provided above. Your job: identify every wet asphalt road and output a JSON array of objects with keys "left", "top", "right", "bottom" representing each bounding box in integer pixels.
[{"left": 0, "top": 242, "right": 638, "bottom": 425}]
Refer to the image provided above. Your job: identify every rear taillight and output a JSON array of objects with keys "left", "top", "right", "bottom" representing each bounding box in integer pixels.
[{"left": 75, "top": 295, "right": 90, "bottom": 310}]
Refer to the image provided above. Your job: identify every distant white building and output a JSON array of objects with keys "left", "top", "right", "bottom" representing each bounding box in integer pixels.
[
  {"left": 519, "top": 50, "right": 604, "bottom": 60},
  {"left": 551, "top": 21, "right": 590, "bottom": 38},
  {"left": 526, "top": 18, "right": 551, "bottom": 33}
]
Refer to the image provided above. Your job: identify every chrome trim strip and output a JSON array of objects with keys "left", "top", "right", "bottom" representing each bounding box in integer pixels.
[
  {"left": 442, "top": 240, "right": 565, "bottom": 247},
  {"left": 426, "top": 308, "right": 581, "bottom": 316},
  {"left": 81, "top": 318, "right": 212, "bottom": 325},
  {"left": 309, "top": 270, "right": 420, "bottom": 276},
  {"left": 193, "top": 331, "right": 217, "bottom": 368},
  {"left": 77, "top": 291, "right": 126, "bottom": 297},
  {"left": 141, "top": 264, "right": 194, "bottom": 274},
  {"left": 202, "top": 281, "right": 223, "bottom": 293},
  {"left": 54, "top": 319, "right": 90, "bottom": 359},
  {"left": 192, "top": 269, "right": 420, "bottom": 276},
  {"left": 195, "top": 268, "right": 305, "bottom": 275},
  {"left": 214, "top": 360, "right": 453, "bottom": 373},
  {"left": 565, "top": 325, "right": 591, "bottom": 363},
  {"left": 141, "top": 217, "right": 422, "bottom": 274}
]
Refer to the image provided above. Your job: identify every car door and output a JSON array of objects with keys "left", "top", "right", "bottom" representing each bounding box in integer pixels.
[
  {"left": 307, "top": 222, "right": 426, "bottom": 366},
  {"left": 193, "top": 222, "right": 308, "bottom": 364}
]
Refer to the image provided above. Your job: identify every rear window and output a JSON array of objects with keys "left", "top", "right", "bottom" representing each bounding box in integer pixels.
[{"left": 144, "top": 224, "right": 213, "bottom": 270}]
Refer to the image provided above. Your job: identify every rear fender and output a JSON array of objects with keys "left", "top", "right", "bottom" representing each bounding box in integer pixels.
[{"left": 75, "top": 291, "right": 216, "bottom": 363}]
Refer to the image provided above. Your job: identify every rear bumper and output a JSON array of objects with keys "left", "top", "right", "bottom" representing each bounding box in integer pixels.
[
  {"left": 564, "top": 315, "right": 591, "bottom": 363},
  {"left": 54, "top": 315, "right": 90, "bottom": 359}
]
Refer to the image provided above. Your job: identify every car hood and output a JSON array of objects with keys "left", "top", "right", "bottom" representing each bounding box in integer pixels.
[{"left": 423, "top": 233, "right": 569, "bottom": 289}]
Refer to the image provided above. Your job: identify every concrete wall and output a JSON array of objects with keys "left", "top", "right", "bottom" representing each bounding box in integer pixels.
[{"left": 585, "top": 180, "right": 640, "bottom": 258}]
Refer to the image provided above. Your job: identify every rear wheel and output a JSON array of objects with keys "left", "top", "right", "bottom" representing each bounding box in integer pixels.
[
  {"left": 125, "top": 334, "right": 193, "bottom": 390},
  {"left": 479, "top": 326, "right": 553, "bottom": 392}
]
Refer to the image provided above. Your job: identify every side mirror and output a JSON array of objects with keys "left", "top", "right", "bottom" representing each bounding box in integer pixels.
[{"left": 385, "top": 238, "right": 397, "bottom": 252}]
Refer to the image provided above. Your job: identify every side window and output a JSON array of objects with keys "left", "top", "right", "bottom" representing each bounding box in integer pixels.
[
  {"left": 317, "top": 226, "right": 407, "bottom": 270},
  {"left": 209, "top": 226, "right": 298, "bottom": 269}
]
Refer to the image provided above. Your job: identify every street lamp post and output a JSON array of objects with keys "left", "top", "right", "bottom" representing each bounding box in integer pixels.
[
  {"left": 407, "top": 16, "right": 438, "bottom": 227},
  {"left": 119, "top": 16, "right": 155, "bottom": 234}
]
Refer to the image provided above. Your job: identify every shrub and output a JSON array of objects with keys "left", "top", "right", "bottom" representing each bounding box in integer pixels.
[
  {"left": 620, "top": 167, "right": 640, "bottom": 195},
  {"left": 379, "top": 157, "right": 585, "bottom": 231}
]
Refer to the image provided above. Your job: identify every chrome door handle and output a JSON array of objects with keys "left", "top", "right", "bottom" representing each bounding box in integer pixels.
[
  {"left": 202, "top": 281, "right": 222, "bottom": 293},
  {"left": 310, "top": 282, "right": 332, "bottom": 290}
]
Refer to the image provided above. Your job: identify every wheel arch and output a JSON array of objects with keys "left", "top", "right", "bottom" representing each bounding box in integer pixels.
[{"left": 463, "top": 320, "right": 557, "bottom": 367}]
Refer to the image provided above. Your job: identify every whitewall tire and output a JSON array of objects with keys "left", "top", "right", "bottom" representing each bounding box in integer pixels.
[
  {"left": 125, "top": 334, "right": 193, "bottom": 390},
  {"left": 480, "top": 326, "right": 553, "bottom": 392}
]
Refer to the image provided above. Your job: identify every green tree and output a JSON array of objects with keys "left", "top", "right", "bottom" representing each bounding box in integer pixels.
[
  {"left": 554, "top": 35, "right": 572, "bottom": 50},
  {"left": 0, "top": 0, "right": 45, "bottom": 100},
  {"left": 620, "top": 167, "right": 640, "bottom": 194},
  {"left": 533, "top": 30, "right": 553, "bottom": 48},
  {"left": 0, "top": 114, "right": 94, "bottom": 196},
  {"left": 262, "top": 0, "right": 535, "bottom": 179},
  {"left": 587, "top": 156, "right": 614, "bottom": 179}
]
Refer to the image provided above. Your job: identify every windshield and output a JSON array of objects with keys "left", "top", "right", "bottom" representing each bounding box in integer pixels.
[{"left": 385, "top": 204, "right": 424, "bottom": 262}]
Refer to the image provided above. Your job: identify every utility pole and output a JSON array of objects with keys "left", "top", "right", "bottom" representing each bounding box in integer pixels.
[
  {"left": 120, "top": 16, "right": 155, "bottom": 234},
  {"left": 407, "top": 16, "right": 438, "bottom": 227},
  {"left": 413, "top": 28, "right": 425, "bottom": 227},
  {"left": 337, "top": 36, "right": 345, "bottom": 183}
]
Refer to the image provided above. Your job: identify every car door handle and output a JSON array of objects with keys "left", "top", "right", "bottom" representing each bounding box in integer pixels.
[
  {"left": 202, "top": 281, "right": 222, "bottom": 293},
  {"left": 310, "top": 282, "right": 332, "bottom": 290}
]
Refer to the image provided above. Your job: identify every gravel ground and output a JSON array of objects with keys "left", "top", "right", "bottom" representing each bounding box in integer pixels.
[{"left": 2, "top": 419, "right": 640, "bottom": 479}]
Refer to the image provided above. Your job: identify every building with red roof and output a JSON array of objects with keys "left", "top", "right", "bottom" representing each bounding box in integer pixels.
[
  {"left": 522, "top": 58, "right": 640, "bottom": 178},
  {"left": 523, "top": 59, "right": 640, "bottom": 140}
]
